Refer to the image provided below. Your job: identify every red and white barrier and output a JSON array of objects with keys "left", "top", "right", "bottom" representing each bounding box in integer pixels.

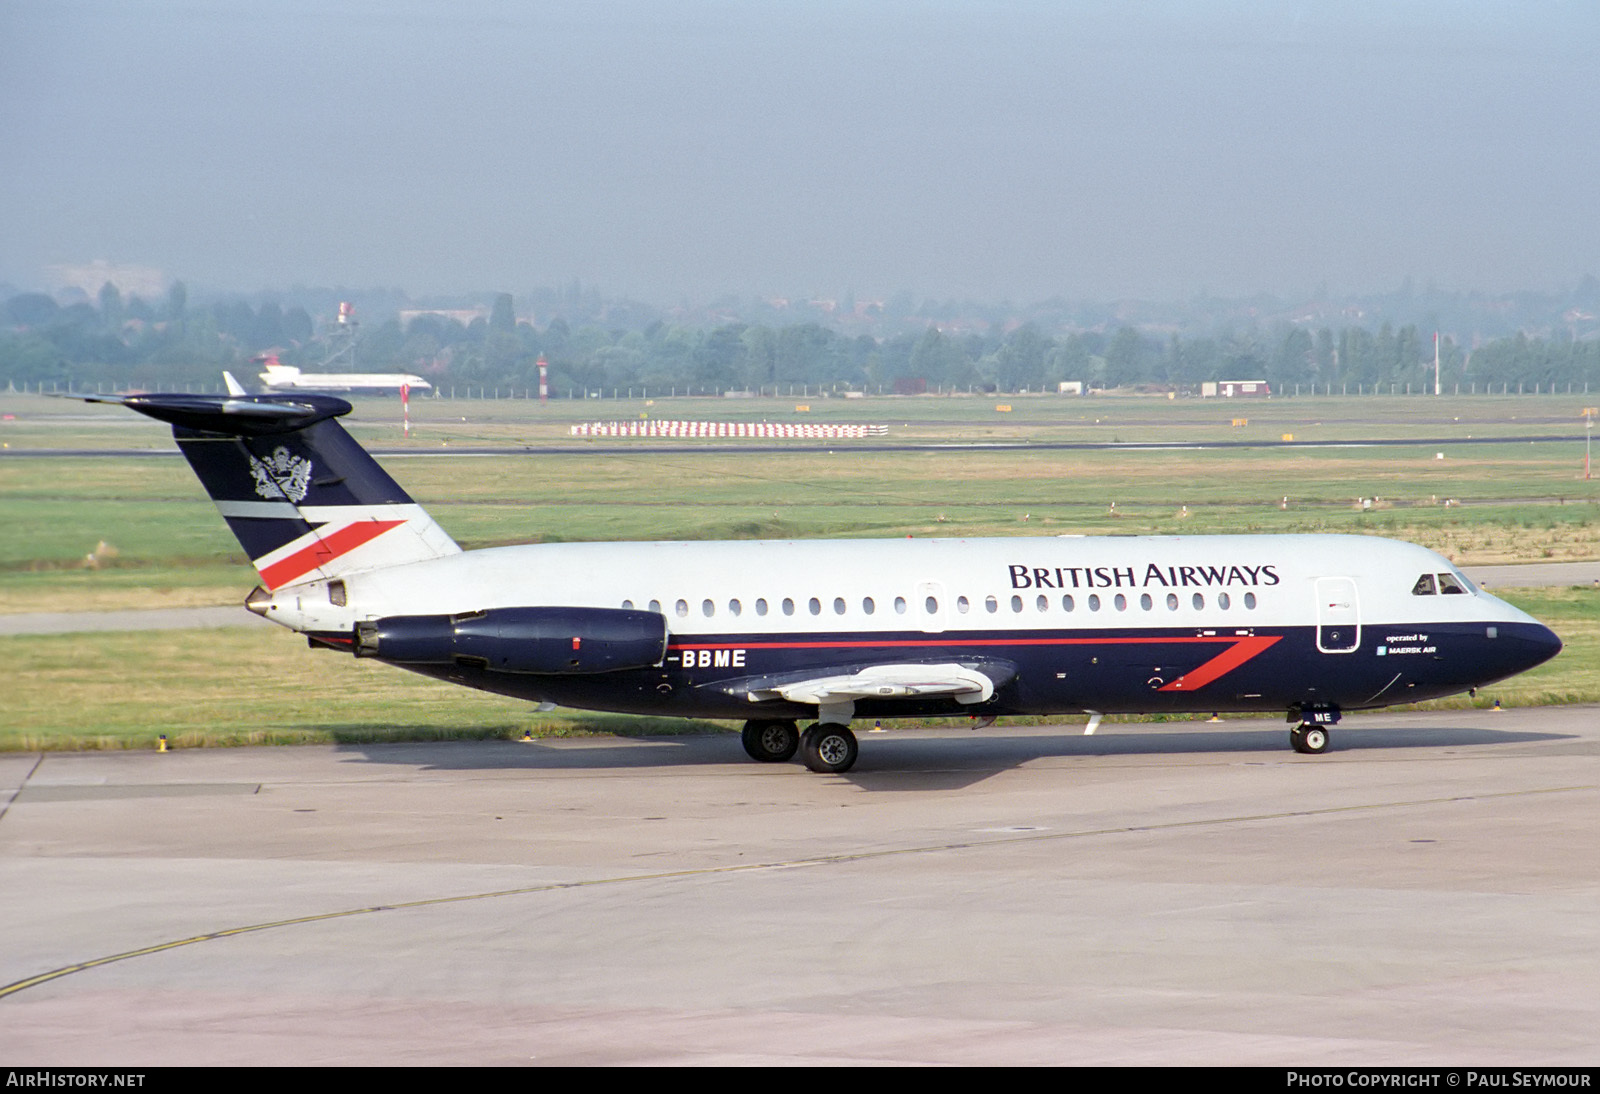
[{"left": 570, "top": 420, "right": 889, "bottom": 439}]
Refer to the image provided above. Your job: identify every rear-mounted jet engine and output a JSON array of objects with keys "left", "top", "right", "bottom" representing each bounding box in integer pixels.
[{"left": 355, "top": 606, "right": 668, "bottom": 675}]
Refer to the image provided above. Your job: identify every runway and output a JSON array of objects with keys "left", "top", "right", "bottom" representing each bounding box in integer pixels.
[
  {"left": 3, "top": 707, "right": 1596, "bottom": 1065},
  {"left": 3, "top": 430, "right": 1592, "bottom": 460}
]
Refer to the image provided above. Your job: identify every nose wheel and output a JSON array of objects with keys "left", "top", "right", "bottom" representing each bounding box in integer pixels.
[
  {"left": 800, "top": 723, "right": 859, "bottom": 774},
  {"left": 1290, "top": 724, "right": 1330, "bottom": 754},
  {"left": 1288, "top": 704, "right": 1338, "bottom": 754}
]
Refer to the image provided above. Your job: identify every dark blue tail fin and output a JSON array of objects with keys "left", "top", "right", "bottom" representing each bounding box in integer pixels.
[{"left": 79, "top": 392, "right": 459, "bottom": 588}]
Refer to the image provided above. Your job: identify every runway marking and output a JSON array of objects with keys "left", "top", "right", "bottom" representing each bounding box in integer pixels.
[
  {"left": 0, "top": 754, "right": 44, "bottom": 826},
  {"left": 2, "top": 781, "right": 1593, "bottom": 1001}
]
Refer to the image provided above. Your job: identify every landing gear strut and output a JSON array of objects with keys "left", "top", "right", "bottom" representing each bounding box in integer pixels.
[
  {"left": 800, "top": 722, "right": 859, "bottom": 774},
  {"left": 1288, "top": 704, "right": 1339, "bottom": 755},
  {"left": 741, "top": 719, "right": 800, "bottom": 763}
]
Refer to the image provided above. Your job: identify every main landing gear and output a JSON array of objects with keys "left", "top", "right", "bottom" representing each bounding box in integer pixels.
[
  {"left": 740, "top": 719, "right": 859, "bottom": 774},
  {"left": 1288, "top": 704, "right": 1340, "bottom": 755},
  {"left": 800, "top": 722, "right": 859, "bottom": 774},
  {"left": 741, "top": 719, "right": 800, "bottom": 763}
]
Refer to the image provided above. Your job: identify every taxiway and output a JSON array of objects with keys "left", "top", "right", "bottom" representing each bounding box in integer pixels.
[{"left": 3, "top": 707, "right": 1597, "bottom": 1065}]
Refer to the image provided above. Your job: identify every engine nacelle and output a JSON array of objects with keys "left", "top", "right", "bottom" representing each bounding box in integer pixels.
[{"left": 354, "top": 606, "right": 668, "bottom": 675}]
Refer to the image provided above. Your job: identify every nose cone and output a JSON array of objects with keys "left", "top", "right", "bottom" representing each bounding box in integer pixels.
[
  {"left": 1502, "top": 621, "right": 1563, "bottom": 676},
  {"left": 1529, "top": 622, "right": 1564, "bottom": 666}
]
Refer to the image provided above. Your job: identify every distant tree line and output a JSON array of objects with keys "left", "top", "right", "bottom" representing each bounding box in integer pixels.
[{"left": 4, "top": 286, "right": 1599, "bottom": 395}]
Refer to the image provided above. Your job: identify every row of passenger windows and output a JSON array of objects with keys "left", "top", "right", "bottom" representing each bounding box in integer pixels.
[{"left": 621, "top": 590, "right": 1259, "bottom": 618}]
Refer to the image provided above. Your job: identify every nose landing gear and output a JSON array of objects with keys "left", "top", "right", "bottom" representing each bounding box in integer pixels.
[{"left": 1288, "top": 704, "right": 1339, "bottom": 754}]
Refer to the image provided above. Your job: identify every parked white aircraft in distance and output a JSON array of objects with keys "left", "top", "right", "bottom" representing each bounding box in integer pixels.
[
  {"left": 239, "top": 355, "right": 430, "bottom": 395},
  {"left": 76, "top": 390, "right": 1562, "bottom": 774}
]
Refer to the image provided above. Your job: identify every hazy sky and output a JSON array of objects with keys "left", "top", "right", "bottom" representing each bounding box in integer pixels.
[{"left": 4, "top": 0, "right": 1598, "bottom": 304}]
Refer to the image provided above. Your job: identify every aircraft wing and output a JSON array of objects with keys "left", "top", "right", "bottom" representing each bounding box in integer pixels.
[{"left": 727, "top": 661, "right": 1014, "bottom": 724}]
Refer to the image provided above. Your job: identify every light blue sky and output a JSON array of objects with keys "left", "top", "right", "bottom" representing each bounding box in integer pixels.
[{"left": 5, "top": 1, "right": 1597, "bottom": 303}]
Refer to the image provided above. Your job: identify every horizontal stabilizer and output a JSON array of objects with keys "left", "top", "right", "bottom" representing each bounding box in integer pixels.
[{"left": 69, "top": 391, "right": 352, "bottom": 435}]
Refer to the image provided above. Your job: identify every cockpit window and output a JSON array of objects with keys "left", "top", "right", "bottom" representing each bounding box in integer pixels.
[
  {"left": 1437, "top": 572, "right": 1468, "bottom": 595},
  {"left": 1411, "top": 574, "right": 1436, "bottom": 596}
]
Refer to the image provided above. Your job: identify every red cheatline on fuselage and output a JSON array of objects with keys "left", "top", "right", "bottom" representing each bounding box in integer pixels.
[{"left": 668, "top": 634, "right": 1282, "bottom": 692}]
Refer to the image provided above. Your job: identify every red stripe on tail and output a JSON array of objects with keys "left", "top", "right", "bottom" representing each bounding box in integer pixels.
[{"left": 260, "top": 520, "right": 405, "bottom": 589}]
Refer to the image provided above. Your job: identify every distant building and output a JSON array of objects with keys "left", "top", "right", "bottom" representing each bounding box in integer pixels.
[
  {"left": 397, "top": 306, "right": 491, "bottom": 328},
  {"left": 1202, "top": 380, "right": 1271, "bottom": 398},
  {"left": 1058, "top": 381, "right": 1085, "bottom": 395}
]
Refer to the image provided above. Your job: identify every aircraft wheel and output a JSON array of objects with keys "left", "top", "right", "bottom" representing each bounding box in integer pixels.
[
  {"left": 1290, "top": 724, "right": 1330, "bottom": 755},
  {"left": 800, "top": 723, "right": 859, "bottom": 774},
  {"left": 741, "top": 720, "right": 799, "bottom": 763}
]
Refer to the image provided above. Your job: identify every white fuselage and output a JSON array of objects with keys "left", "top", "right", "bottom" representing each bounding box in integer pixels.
[
  {"left": 259, "top": 365, "right": 430, "bottom": 393},
  {"left": 263, "top": 533, "right": 1533, "bottom": 642}
]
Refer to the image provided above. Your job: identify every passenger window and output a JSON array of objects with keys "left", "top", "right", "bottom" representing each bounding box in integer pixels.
[
  {"left": 1088, "top": 594, "right": 1101, "bottom": 611},
  {"left": 1061, "top": 594, "right": 1074, "bottom": 612},
  {"left": 863, "top": 597, "right": 875, "bottom": 615},
  {"left": 1438, "top": 573, "right": 1468, "bottom": 595},
  {"left": 649, "top": 599, "right": 662, "bottom": 613},
  {"left": 925, "top": 596, "right": 938, "bottom": 614},
  {"left": 1139, "top": 593, "right": 1153, "bottom": 610},
  {"left": 808, "top": 597, "right": 821, "bottom": 616},
  {"left": 985, "top": 595, "right": 998, "bottom": 613},
  {"left": 1167, "top": 593, "right": 1179, "bottom": 610},
  {"left": 834, "top": 597, "right": 846, "bottom": 615},
  {"left": 782, "top": 598, "right": 795, "bottom": 616},
  {"left": 702, "top": 599, "right": 715, "bottom": 617},
  {"left": 1218, "top": 592, "right": 1231, "bottom": 610},
  {"left": 1036, "top": 594, "right": 1048, "bottom": 612},
  {"left": 895, "top": 596, "right": 908, "bottom": 614},
  {"left": 1244, "top": 592, "right": 1257, "bottom": 609},
  {"left": 1191, "top": 593, "right": 1204, "bottom": 610},
  {"left": 1010, "top": 595, "right": 1023, "bottom": 612},
  {"left": 675, "top": 599, "right": 689, "bottom": 617},
  {"left": 1412, "top": 574, "right": 1437, "bottom": 596},
  {"left": 729, "top": 599, "right": 742, "bottom": 616},
  {"left": 957, "top": 596, "right": 970, "bottom": 613},
  {"left": 755, "top": 598, "right": 768, "bottom": 616},
  {"left": 621, "top": 599, "right": 634, "bottom": 610},
  {"left": 1114, "top": 594, "right": 1127, "bottom": 611}
]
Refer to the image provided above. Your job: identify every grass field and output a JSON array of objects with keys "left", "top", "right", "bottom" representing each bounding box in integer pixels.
[
  {"left": 5, "top": 387, "right": 1598, "bottom": 449},
  {"left": 4, "top": 390, "right": 1596, "bottom": 748}
]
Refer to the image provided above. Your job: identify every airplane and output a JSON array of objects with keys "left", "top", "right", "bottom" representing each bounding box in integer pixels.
[
  {"left": 73, "top": 389, "right": 1562, "bottom": 774},
  {"left": 243, "top": 355, "right": 431, "bottom": 395}
]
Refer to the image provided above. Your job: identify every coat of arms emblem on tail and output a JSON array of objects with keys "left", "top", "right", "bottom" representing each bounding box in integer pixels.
[{"left": 249, "top": 446, "right": 313, "bottom": 502}]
